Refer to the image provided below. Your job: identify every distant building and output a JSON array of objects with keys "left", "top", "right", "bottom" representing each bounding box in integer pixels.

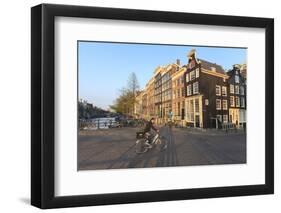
[
  {"left": 227, "top": 65, "right": 247, "bottom": 128},
  {"left": 153, "top": 64, "right": 178, "bottom": 123},
  {"left": 161, "top": 64, "right": 178, "bottom": 123},
  {"left": 154, "top": 66, "right": 164, "bottom": 123},
  {"left": 134, "top": 91, "right": 144, "bottom": 118},
  {"left": 171, "top": 64, "right": 186, "bottom": 125},
  {"left": 240, "top": 63, "right": 247, "bottom": 79},
  {"left": 146, "top": 78, "right": 155, "bottom": 119}
]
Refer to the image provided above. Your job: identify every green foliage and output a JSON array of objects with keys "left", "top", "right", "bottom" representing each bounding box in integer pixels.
[{"left": 110, "top": 72, "right": 140, "bottom": 115}]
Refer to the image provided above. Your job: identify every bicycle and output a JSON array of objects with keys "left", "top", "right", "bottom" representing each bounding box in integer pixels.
[{"left": 135, "top": 131, "right": 167, "bottom": 154}]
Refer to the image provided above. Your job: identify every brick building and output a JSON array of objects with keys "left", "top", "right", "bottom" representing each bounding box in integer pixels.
[
  {"left": 184, "top": 49, "right": 230, "bottom": 128},
  {"left": 135, "top": 49, "right": 246, "bottom": 129},
  {"left": 227, "top": 65, "right": 247, "bottom": 128},
  {"left": 171, "top": 65, "right": 187, "bottom": 125}
]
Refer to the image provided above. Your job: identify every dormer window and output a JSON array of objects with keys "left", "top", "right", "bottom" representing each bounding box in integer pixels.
[{"left": 211, "top": 67, "right": 216, "bottom": 72}]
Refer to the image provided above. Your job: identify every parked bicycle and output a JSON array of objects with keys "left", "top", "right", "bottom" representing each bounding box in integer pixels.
[{"left": 135, "top": 131, "right": 167, "bottom": 154}]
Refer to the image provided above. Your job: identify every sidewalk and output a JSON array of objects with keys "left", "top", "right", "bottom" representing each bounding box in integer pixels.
[{"left": 173, "top": 126, "right": 246, "bottom": 136}]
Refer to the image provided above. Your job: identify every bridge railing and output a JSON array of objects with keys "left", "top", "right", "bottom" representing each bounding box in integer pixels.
[{"left": 79, "top": 118, "right": 145, "bottom": 130}]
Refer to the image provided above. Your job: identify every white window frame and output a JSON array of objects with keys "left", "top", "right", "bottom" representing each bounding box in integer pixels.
[
  {"left": 216, "top": 85, "right": 221, "bottom": 96},
  {"left": 230, "top": 84, "right": 234, "bottom": 94},
  {"left": 230, "top": 96, "right": 235, "bottom": 107},
  {"left": 223, "top": 114, "right": 228, "bottom": 123},
  {"left": 195, "top": 68, "right": 200, "bottom": 78},
  {"left": 195, "top": 98, "right": 199, "bottom": 113},
  {"left": 235, "top": 85, "right": 240, "bottom": 94},
  {"left": 187, "top": 85, "right": 192, "bottom": 96},
  {"left": 235, "top": 96, "right": 240, "bottom": 107},
  {"left": 186, "top": 73, "right": 189, "bottom": 82},
  {"left": 190, "top": 100, "right": 194, "bottom": 122},
  {"left": 193, "top": 82, "right": 199, "bottom": 94},
  {"left": 222, "top": 86, "right": 227, "bottom": 96},
  {"left": 216, "top": 99, "right": 221, "bottom": 110},
  {"left": 222, "top": 100, "right": 228, "bottom": 110},
  {"left": 190, "top": 70, "right": 195, "bottom": 81},
  {"left": 205, "top": 99, "right": 209, "bottom": 106}
]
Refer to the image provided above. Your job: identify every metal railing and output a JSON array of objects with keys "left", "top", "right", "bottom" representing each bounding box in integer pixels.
[
  {"left": 221, "top": 123, "right": 237, "bottom": 132},
  {"left": 79, "top": 118, "right": 145, "bottom": 130}
]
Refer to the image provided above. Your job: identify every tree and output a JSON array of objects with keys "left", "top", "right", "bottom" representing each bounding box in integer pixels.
[
  {"left": 110, "top": 72, "right": 140, "bottom": 116},
  {"left": 127, "top": 72, "right": 140, "bottom": 96}
]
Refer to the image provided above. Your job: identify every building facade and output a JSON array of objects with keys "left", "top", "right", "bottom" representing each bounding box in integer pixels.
[
  {"left": 184, "top": 49, "right": 230, "bottom": 128},
  {"left": 134, "top": 49, "right": 246, "bottom": 129},
  {"left": 154, "top": 66, "right": 164, "bottom": 123},
  {"left": 146, "top": 78, "right": 155, "bottom": 119},
  {"left": 134, "top": 91, "right": 144, "bottom": 118},
  {"left": 171, "top": 65, "right": 186, "bottom": 125},
  {"left": 161, "top": 64, "right": 178, "bottom": 123},
  {"left": 227, "top": 65, "right": 247, "bottom": 128}
]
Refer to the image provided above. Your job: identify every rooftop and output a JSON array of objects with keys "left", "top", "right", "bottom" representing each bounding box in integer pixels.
[{"left": 198, "top": 58, "right": 226, "bottom": 74}]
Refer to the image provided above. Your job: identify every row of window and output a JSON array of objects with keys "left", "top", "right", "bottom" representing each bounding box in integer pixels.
[
  {"left": 217, "top": 85, "right": 245, "bottom": 96},
  {"left": 216, "top": 97, "right": 245, "bottom": 110},
  {"left": 186, "top": 113, "right": 237, "bottom": 124},
  {"left": 230, "top": 96, "right": 245, "bottom": 108},
  {"left": 173, "top": 76, "right": 184, "bottom": 87},
  {"left": 187, "top": 82, "right": 199, "bottom": 96},
  {"left": 216, "top": 99, "right": 228, "bottom": 110},
  {"left": 162, "top": 90, "right": 172, "bottom": 102},
  {"left": 173, "top": 87, "right": 185, "bottom": 99},
  {"left": 162, "top": 81, "right": 171, "bottom": 91},
  {"left": 217, "top": 114, "right": 228, "bottom": 123},
  {"left": 216, "top": 85, "right": 227, "bottom": 96},
  {"left": 186, "top": 68, "right": 200, "bottom": 82},
  {"left": 162, "top": 73, "right": 171, "bottom": 83},
  {"left": 230, "top": 84, "right": 245, "bottom": 95}
]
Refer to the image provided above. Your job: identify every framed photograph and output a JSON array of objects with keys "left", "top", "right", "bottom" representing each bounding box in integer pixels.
[{"left": 31, "top": 3, "right": 274, "bottom": 209}]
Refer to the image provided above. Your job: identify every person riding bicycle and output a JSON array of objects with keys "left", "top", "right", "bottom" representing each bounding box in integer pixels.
[{"left": 143, "top": 118, "right": 159, "bottom": 148}]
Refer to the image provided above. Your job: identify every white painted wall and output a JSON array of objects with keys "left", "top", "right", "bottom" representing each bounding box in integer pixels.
[{"left": 0, "top": 0, "right": 279, "bottom": 212}]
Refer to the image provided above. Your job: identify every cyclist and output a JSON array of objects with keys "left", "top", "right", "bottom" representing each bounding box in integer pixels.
[{"left": 143, "top": 118, "right": 159, "bottom": 148}]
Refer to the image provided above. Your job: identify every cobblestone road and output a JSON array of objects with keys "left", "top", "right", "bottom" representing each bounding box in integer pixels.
[{"left": 78, "top": 126, "right": 246, "bottom": 170}]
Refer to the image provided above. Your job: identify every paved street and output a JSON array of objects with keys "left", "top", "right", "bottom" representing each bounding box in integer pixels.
[{"left": 78, "top": 126, "right": 246, "bottom": 170}]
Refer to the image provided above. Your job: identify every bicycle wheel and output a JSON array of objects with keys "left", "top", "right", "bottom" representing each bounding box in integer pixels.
[
  {"left": 135, "top": 139, "right": 148, "bottom": 154},
  {"left": 156, "top": 137, "right": 167, "bottom": 152}
]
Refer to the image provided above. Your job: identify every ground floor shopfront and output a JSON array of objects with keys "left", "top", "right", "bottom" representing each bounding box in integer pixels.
[
  {"left": 184, "top": 95, "right": 204, "bottom": 128},
  {"left": 229, "top": 108, "right": 247, "bottom": 128},
  {"left": 154, "top": 97, "right": 246, "bottom": 129}
]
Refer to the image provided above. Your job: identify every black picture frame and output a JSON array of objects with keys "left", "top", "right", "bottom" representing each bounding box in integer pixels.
[{"left": 31, "top": 3, "right": 274, "bottom": 209}]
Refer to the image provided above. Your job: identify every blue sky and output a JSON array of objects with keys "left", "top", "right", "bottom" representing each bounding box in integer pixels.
[{"left": 78, "top": 41, "right": 247, "bottom": 109}]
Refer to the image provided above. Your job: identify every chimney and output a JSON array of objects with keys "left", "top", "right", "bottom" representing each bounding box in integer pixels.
[{"left": 176, "top": 59, "right": 180, "bottom": 66}]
